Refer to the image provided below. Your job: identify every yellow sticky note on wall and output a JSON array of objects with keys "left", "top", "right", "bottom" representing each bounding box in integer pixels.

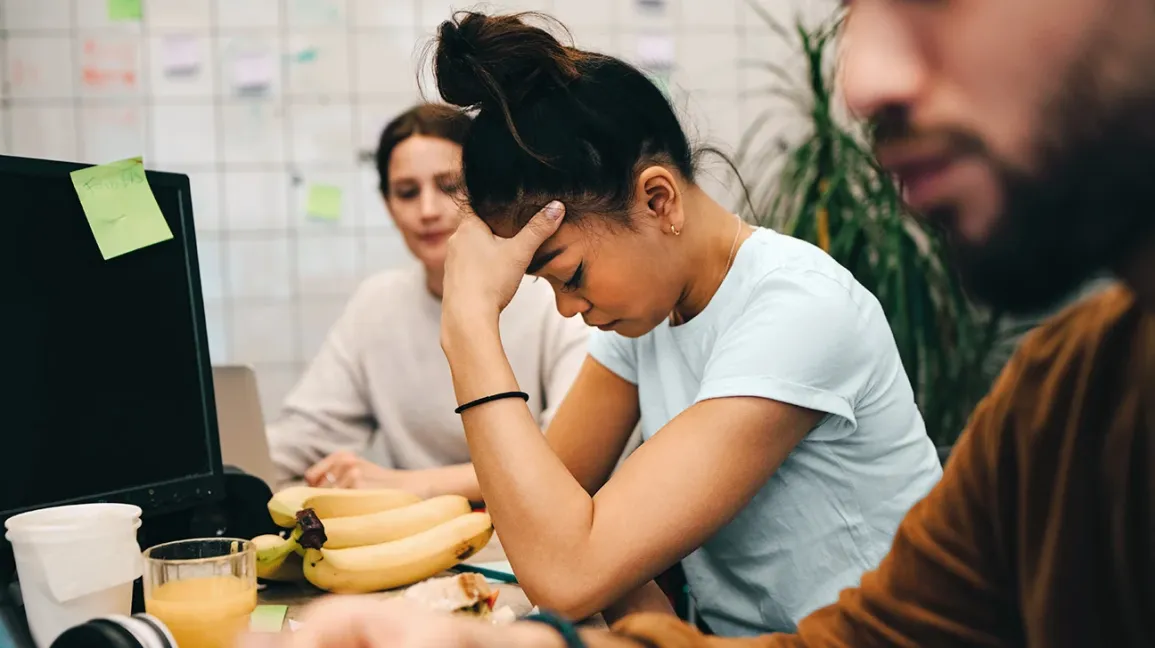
[
  {"left": 306, "top": 184, "right": 342, "bottom": 221},
  {"left": 108, "top": 0, "right": 142, "bottom": 21},
  {"left": 70, "top": 157, "right": 174, "bottom": 260}
]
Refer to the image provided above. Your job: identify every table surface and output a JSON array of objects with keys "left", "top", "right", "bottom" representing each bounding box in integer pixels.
[{"left": 257, "top": 534, "right": 603, "bottom": 631}]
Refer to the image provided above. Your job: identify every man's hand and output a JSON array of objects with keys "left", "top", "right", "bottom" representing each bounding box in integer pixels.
[
  {"left": 239, "top": 597, "right": 564, "bottom": 648},
  {"left": 304, "top": 451, "right": 424, "bottom": 495}
]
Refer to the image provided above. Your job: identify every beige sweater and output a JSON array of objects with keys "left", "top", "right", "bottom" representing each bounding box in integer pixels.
[{"left": 267, "top": 264, "right": 590, "bottom": 484}]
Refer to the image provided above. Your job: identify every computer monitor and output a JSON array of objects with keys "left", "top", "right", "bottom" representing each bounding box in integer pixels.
[{"left": 0, "top": 155, "right": 224, "bottom": 526}]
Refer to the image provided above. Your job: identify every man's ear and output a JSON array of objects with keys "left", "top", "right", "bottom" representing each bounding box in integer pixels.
[{"left": 636, "top": 166, "right": 684, "bottom": 235}]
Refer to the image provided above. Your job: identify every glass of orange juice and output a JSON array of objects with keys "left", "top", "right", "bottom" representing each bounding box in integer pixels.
[{"left": 142, "top": 538, "right": 257, "bottom": 648}]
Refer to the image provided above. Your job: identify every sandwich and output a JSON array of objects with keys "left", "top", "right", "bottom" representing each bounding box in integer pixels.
[{"left": 402, "top": 573, "right": 500, "bottom": 619}]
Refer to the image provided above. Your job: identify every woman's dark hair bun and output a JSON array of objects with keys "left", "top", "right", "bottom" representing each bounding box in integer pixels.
[
  {"left": 434, "top": 11, "right": 582, "bottom": 112},
  {"left": 428, "top": 9, "right": 698, "bottom": 229}
]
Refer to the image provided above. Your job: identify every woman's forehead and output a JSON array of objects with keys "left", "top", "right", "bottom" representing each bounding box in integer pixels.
[
  {"left": 526, "top": 223, "right": 587, "bottom": 272},
  {"left": 488, "top": 210, "right": 583, "bottom": 238}
]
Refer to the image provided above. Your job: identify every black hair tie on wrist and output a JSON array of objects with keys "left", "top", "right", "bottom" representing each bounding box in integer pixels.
[
  {"left": 453, "top": 390, "right": 529, "bottom": 414},
  {"left": 523, "top": 611, "right": 587, "bottom": 648}
]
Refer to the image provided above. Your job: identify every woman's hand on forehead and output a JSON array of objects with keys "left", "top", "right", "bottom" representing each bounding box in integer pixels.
[{"left": 441, "top": 200, "right": 567, "bottom": 319}]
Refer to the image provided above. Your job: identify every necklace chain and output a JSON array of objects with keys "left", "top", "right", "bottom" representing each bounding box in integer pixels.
[
  {"left": 670, "top": 215, "right": 746, "bottom": 326},
  {"left": 721, "top": 214, "right": 743, "bottom": 282}
]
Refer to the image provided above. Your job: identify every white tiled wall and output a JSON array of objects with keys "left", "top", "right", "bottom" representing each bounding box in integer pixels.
[{"left": 0, "top": 0, "right": 835, "bottom": 417}]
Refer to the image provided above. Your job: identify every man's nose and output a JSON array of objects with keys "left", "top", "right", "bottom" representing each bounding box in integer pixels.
[{"left": 839, "top": 6, "right": 926, "bottom": 124}]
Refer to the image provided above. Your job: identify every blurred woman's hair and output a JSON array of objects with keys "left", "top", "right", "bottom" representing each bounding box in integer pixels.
[{"left": 374, "top": 103, "right": 472, "bottom": 195}]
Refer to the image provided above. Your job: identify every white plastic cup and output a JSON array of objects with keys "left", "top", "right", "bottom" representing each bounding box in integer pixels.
[{"left": 5, "top": 503, "right": 143, "bottom": 648}]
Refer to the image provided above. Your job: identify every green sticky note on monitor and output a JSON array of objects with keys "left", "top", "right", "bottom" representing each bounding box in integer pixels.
[
  {"left": 108, "top": 0, "right": 142, "bottom": 21},
  {"left": 70, "top": 157, "right": 174, "bottom": 260},
  {"left": 306, "top": 184, "right": 343, "bottom": 221},
  {"left": 250, "top": 605, "right": 288, "bottom": 633}
]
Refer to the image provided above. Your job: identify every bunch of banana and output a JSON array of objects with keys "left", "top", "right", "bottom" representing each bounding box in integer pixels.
[
  {"left": 301, "top": 511, "right": 494, "bottom": 594},
  {"left": 257, "top": 487, "right": 494, "bottom": 593}
]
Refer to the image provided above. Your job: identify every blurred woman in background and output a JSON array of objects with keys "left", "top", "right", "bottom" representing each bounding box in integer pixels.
[{"left": 265, "top": 103, "right": 589, "bottom": 502}]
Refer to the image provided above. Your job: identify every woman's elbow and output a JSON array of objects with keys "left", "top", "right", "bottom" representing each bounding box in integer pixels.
[{"left": 521, "top": 577, "right": 613, "bottom": 622}]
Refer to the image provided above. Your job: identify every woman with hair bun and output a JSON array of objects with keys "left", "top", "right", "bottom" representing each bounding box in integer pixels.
[{"left": 256, "top": 10, "right": 943, "bottom": 643}]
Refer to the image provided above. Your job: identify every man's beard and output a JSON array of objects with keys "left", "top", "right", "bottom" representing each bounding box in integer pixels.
[{"left": 905, "top": 52, "right": 1155, "bottom": 316}]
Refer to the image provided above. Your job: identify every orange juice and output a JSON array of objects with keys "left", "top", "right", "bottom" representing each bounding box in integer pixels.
[{"left": 145, "top": 575, "right": 257, "bottom": 648}]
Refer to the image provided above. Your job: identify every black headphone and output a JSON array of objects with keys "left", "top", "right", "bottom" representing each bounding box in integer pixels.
[{"left": 50, "top": 614, "right": 175, "bottom": 648}]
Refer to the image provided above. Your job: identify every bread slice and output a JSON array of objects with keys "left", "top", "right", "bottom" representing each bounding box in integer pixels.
[{"left": 402, "top": 573, "right": 499, "bottom": 617}]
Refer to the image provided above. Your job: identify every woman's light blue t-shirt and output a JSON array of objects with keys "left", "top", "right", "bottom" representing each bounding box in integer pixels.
[{"left": 588, "top": 228, "right": 943, "bottom": 636}]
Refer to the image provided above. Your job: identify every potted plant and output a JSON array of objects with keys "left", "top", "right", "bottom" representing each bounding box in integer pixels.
[{"left": 735, "top": 4, "right": 1010, "bottom": 454}]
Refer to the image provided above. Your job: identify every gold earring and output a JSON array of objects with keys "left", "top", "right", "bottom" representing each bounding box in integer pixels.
[{"left": 670, "top": 224, "right": 681, "bottom": 236}]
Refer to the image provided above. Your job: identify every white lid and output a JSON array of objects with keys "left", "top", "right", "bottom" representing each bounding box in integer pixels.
[{"left": 5, "top": 503, "right": 141, "bottom": 542}]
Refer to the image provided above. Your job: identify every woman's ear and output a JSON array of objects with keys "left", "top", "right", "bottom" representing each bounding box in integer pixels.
[{"left": 636, "top": 166, "right": 684, "bottom": 235}]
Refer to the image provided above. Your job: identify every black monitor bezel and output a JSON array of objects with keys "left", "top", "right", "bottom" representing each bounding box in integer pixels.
[{"left": 0, "top": 154, "right": 226, "bottom": 523}]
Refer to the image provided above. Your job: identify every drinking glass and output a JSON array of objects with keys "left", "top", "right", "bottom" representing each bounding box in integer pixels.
[{"left": 142, "top": 538, "right": 257, "bottom": 648}]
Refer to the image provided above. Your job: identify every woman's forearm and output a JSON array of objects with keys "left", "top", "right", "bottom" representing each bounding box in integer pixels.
[
  {"left": 442, "top": 314, "right": 604, "bottom": 608},
  {"left": 415, "top": 463, "right": 483, "bottom": 503}
]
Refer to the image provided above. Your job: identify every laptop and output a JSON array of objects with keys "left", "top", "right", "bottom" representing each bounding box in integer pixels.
[{"left": 212, "top": 365, "right": 279, "bottom": 488}]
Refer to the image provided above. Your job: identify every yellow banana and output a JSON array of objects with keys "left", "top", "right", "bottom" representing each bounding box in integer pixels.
[
  {"left": 267, "top": 486, "right": 329, "bottom": 528},
  {"left": 303, "top": 512, "right": 494, "bottom": 594},
  {"left": 317, "top": 495, "right": 472, "bottom": 549},
  {"left": 253, "top": 533, "right": 305, "bottom": 582},
  {"left": 301, "top": 488, "right": 421, "bottom": 519},
  {"left": 264, "top": 551, "right": 304, "bottom": 581}
]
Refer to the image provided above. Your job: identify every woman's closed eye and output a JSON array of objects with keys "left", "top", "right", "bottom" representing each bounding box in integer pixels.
[
  {"left": 438, "top": 177, "right": 463, "bottom": 196},
  {"left": 393, "top": 185, "right": 420, "bottom": 201},
  {"left": 562, "top": 262, "right": 584, "bottom": 293}
]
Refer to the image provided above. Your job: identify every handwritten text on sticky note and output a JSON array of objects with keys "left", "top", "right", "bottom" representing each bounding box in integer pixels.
[
  {"left": 70, "top": 157, "right": 174, "bottom": 260},
  {"left": 306, "top": 184, "right": 343, "bottom": 221},
  {"left": 162, "top": 35, "right": 200, "bottom": 77},
  {"left": 232, "top": 52, "right": 275, "bottom": 93},
  {"left": 636, "top": 34, "right": 675, "bottom": 69},
  {"left": 108, "top": 0, "right": 142, "bottom": 21}
]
